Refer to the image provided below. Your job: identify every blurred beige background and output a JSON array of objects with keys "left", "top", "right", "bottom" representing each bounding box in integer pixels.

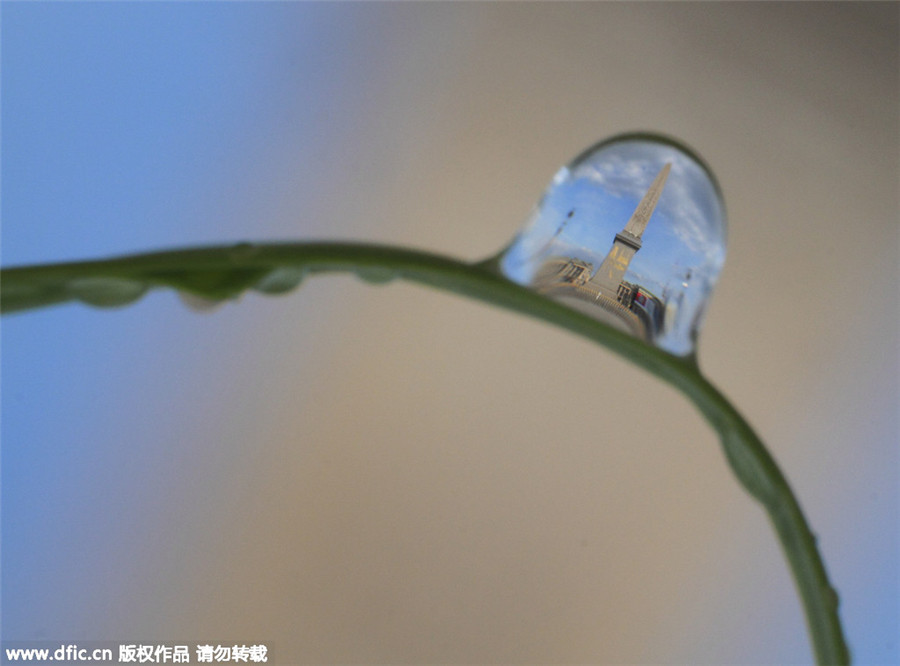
[{"left": 100, "top": 4, "right": 896, "bottom": 664}]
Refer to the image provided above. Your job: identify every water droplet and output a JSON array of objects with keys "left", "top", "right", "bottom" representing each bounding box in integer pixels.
[
  {"left": 67, "top": 277, "right": 149, "bottom": 308},
  {"left": 253, "top": 267, "right": 306, "bottom": 295},
  {"left": 178, "top": 291, "right": 226, "bottom": 313},
  {"left": 499, "top": 133, "right": 726, "bottom": 356},
  {"left": 355, "top": 267, "right": 397, "bottom": 285},
  {"left": 228, "top": 242, "right": 259, "bottom": 262}
]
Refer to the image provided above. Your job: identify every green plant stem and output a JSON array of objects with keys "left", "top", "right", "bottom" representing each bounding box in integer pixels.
[{"left": 0, "top": 241, "right": 850, "bottom": 664}]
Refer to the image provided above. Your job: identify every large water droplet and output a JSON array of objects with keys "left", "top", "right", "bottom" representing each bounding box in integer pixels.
[{"left": 499, "top": 133, "right": 726, "bottom": 356}]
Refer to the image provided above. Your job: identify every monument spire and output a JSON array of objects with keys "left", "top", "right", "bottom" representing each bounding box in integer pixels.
[
  {"left": 588, "top": 162, "right": 671, "bottom": 299},
  {"left": 623, "top": 162, "right": 671, "bottom": 237}
]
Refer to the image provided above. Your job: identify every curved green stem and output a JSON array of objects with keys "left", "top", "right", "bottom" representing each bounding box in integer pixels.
[{"left": 0, "top": 241, "right": 849, "bottom": 664}]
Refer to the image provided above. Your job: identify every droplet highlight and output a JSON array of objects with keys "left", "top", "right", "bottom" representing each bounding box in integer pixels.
[{"left": 499, "top": 133, "right": 726, "bottom": 356}]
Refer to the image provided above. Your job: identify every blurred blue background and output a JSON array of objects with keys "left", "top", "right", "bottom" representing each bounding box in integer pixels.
[{"left": 2, "top": 4, "right": 897, "bottom": 664}]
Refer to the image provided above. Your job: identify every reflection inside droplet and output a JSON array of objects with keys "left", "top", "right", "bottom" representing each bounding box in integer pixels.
[{"left": 499, "top": 133, "right": 726, "bottom": 356}]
